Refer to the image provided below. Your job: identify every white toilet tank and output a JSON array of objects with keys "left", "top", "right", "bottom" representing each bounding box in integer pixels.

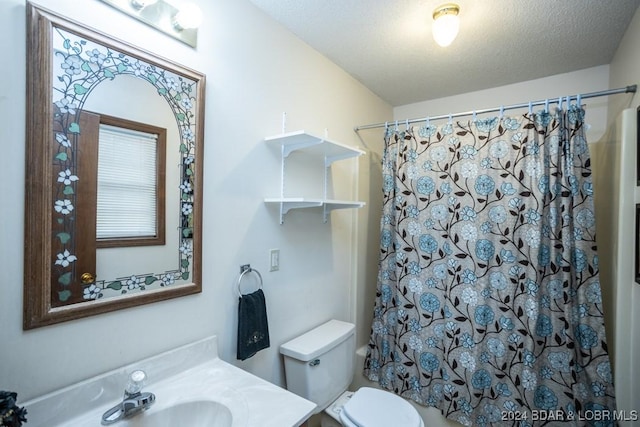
[{"left": 280, "top": 320, "right": 355, "bottom": 413}]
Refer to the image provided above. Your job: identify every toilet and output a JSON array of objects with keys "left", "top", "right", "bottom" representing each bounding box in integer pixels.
[{"left": 280, "top": 320, "right": 424, "bottom": 427}]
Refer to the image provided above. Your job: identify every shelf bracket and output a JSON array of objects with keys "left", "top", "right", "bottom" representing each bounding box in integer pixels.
[{"left": 281, "top": 139, "right": 322, "bottom": 158}]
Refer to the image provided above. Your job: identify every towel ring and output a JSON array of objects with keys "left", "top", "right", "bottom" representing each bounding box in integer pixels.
[{"left": 237, "top": 267, "right": 263, "bottom": 297}]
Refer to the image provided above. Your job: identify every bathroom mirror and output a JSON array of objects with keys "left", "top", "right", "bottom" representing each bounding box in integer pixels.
[{"left": 24, "top": 2, "right": 205, "bottom": 329}]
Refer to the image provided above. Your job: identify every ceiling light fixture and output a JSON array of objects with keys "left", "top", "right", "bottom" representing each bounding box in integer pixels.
[
  {"left": 99, "top": 0, "right": 201, "bottom": 48},
  {"left": 432, "top": 3, "right": 460, "bottom": 47},
  {"left": 129, "top": 0, "right": 158, "bottom": 10}
]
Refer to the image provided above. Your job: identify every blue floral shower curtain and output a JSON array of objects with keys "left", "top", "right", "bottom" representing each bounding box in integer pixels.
[{"left": 364, "top": 106, "right": 616, "bottom": 426}]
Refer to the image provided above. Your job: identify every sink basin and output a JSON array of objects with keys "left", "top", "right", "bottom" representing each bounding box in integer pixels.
[{"left": 124, "top": 400, "right": 232, "bottom": 427}]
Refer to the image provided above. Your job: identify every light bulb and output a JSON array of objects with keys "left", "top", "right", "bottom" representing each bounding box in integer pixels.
[
  {"left": 432, "top": 4, "right": 460, "bottom": 47},
  {"left": 173, "top": 2, "right": 203, "bottom": 30}
]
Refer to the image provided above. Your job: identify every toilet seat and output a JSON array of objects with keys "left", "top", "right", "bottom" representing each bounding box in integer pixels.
[{"left": 338, "top": 387, "right": 423, "bottom": 427}]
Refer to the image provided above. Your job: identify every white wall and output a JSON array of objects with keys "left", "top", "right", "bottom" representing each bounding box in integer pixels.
[
  {"left": 607, "top": 4, "right": 640, "bottom": 422},
  {"left": 591, "top": 109, "right": 637, "bottom": 427},
  {"left": 394, "top": 65, "right": 611, "bottom": 143},
  {"left": 608, "top": 5, "right": 640, "bottom": 121},
  {"left": 0, "top": 0, "right": 391, "bottom": 401}
]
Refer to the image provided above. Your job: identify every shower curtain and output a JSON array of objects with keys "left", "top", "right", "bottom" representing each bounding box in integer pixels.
[{"left": 364, "top": 106, "right": 616, "bottom": 426}]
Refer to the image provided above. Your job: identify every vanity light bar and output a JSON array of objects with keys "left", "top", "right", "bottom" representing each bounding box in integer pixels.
[{"left": 98, "top": 0, "right": 200, "bottom": 48}]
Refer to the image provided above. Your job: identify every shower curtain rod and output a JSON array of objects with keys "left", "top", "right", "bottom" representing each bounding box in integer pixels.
[{"left": 354, "top": 85, "right": 637, "bottom": 132}]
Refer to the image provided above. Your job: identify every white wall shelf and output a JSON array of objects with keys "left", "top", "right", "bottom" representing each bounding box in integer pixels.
[
  {"left": 264, "top": 131, "right": 365, "bottom": 224},
  {"left": 265, "top": 130, "right": 365, "bottom": 164}
]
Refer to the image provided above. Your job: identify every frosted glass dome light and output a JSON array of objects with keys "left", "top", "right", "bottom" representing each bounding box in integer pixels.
[
  {"left": 173, "top": 2, "right": 203, "bottom": 30},
  {"left": 432, "top": 3, "right": 460, "bottom": 47}
]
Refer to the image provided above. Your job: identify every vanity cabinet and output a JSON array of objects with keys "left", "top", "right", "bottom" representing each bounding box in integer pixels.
[{"left": 264, "top": 130, "right": 365, "bottom": 224}]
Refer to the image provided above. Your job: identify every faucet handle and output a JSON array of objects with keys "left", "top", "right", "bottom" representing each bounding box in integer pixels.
[{"left": 125, "top": 370, "right": 147, "bottom": 395}]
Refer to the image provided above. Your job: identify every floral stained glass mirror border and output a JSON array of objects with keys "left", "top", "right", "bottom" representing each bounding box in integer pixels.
[{"left": 24, "top": 2, "right": 205, "bottom": 329}]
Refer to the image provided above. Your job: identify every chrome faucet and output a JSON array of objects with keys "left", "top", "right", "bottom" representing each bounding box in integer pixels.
[{"left": 101, "top": 370, "right": 156, "bottom": 425}]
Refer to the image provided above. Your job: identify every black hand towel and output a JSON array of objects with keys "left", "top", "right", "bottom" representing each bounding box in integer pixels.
[{"left": 237, "top": 289, "right": 270, "bottom": 360}]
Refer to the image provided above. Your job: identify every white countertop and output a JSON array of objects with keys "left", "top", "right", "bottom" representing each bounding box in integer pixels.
[{"left": 22, "top": 336, "right": 316, "bottom": 427}]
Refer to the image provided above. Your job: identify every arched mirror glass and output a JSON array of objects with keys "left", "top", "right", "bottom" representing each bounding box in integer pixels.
[{"left": 24, "top": 2, "right": 205, "bottom": 329}]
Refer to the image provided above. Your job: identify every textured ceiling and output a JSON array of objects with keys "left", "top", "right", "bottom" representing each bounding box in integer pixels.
[{"left": 248, "top": 0, "right": 640, "bottom": 106}]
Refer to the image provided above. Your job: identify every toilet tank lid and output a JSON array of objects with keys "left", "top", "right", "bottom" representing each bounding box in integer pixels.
[{"left": 280, "top": 320, "right": 355, "bottom": 362}]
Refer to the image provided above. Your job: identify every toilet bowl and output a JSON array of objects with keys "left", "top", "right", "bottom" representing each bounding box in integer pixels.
[{"left": 279, "top": 320, "right": 424, "bottom": 427}]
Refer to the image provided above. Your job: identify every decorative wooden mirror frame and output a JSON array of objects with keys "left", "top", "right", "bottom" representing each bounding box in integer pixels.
[{"left": 24, "top": 2, "right": 205, "bottom": 329}]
